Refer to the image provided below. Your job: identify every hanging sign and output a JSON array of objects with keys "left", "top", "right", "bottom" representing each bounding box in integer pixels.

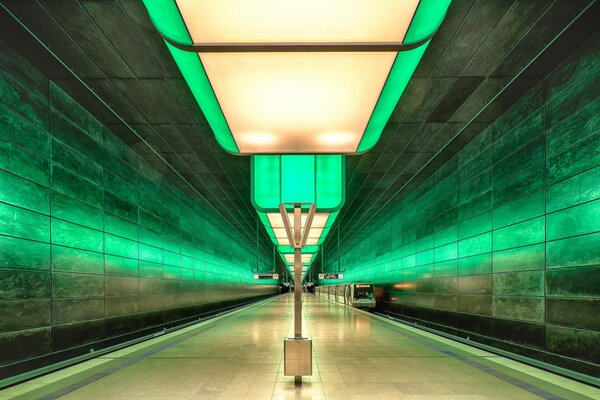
[
  {"left": 318, "top": 273, "right": 344, "bottom": 280},
  {"left": 254, "top": 273, "right": 279, "bottom": 280}
]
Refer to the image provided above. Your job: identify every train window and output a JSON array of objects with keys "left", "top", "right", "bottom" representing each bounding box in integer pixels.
[{"left": 354, "top": 284, "right": 374, "bottom": 300}]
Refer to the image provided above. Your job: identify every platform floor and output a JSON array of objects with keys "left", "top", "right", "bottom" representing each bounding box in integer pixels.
[{"left": 1, "top": 294, "right": 599, "bottom": 400}]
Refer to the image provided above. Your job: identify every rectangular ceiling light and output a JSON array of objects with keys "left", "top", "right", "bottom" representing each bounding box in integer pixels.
[
  {"left": 176, "top": 0, "right": 419, "bottom": 44},
  {"left": 289, "top": 266, "right": 309, "bottom": 272},
  {"left": 252, "top": 155, "right": 344, "bottom": 213},
  {"left": 258, "top": 210, "right": 338, "bottom": 248},
  {"left": 143, "top": 0, "right": 451, "bottom": 154},
  {"left": 177, "top": 0, "right": 410, "bottom": 154},
  {"left": 199, "top": 51, "right": 395, "bottom": 153},
  {"left": 267, "top": 213, "right": 329, "bottom": 230},
  {"left": 284, "top": 254, "right": 314, "bottom": 263}
]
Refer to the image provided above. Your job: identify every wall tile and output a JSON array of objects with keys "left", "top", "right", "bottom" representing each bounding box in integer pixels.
[
  {"left": 0, "top": 269, "right": 51, "bottom": 299},
  {"left": 546, "top": 298, "right": 600, "bottom": 331},
  {"left": 0, "top": 202, "right": 50, "bottom": 242},
  {"left": 458, "top": 254, "right": 491, "bottom": 276},
  {"left": 52, "top": 192, "right": 103, "bottom": 231},
  {"left": 51, "top": 138, "right": 102, "bottom": 185},
  {"left": 492, "top": 163, "right": 544, "bottom": 207},
  {"left": 0, "top": 48, "right": 276, "bottom": 379},
  {"left": 51, "top": 165, "right": 103, "bottom": 208},
  {"left": 546, "top": 266, "right": 600, "bottom": 297},
  {"left": 547, "top": 131, "right": 600, "bottom": 185},
  {"left": 546, "top": 165, "right": 600, "bottom": 212},
  {"left": 0, "top": 236, "right": 50, "bottom": 271},
  {"left": 547, "top": 325, "right": 600, "bottom": 365},
  {"left": 457, "top": 295, "right": 492, "bottom": 316},
  {"left": 333, "top": 35, "right": 600, "bottom": 377},
  {"left": 52, "top": 272, "right": 104, "bottom": 298},
  {"left": 546, "top": 233, "right": 600, "bottom": 268},
  {"left": 546, "top": 63, "right": 600, "bottom": 129},
  {"left": 493, "top": 243, "right": 545, "bottom": 273},
  {"left": 0, "top": 71, "right": 48, "bottom": 129},
  {"left": 51, "top": 219, "right": 103, "bottom": 253},
  {"left": 0, "top": 105, "right": 49, "bottom": 157},
  {"left": 493, "top": 271, "right": 544, "bottom": 296},
  {"left": 0, "top": 328, "right": 50, "bottom": 366},
  {"left": 51, "top": 246, "right": 104, "bottom": 275},
  {"left": 493, "top": 217, "right": 545, "bottom": 252},
  {"left": 492, "top": 190, "right": 544, "bottom": 229},
  {"left": 546, "top": 97, "right": 600, "bottom": 157},
  {"left": 0, "top": 138, "right": 49, "bottom": 186},
  {"left": 52, "top": 298, "right": 104, "bottom": 324},
  {"left": 458, "top": 233, "right": 492, "bottom": 257},
  {"left": 493, "top": 296, "right": 544, "bottom": 322},
  {"left": 0, "top": 300, "right": 51, "bottom": 332},
  {"left": 546, "top": 199, "right": 600, "bottom": 241}
]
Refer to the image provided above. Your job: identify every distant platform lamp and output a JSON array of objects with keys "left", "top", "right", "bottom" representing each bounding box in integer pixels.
[{"left": 143, "top": 0, "right": 452, "bottom": 384}]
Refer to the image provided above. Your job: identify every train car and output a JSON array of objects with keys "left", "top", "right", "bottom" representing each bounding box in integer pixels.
[
  {"left": 316, "top": 283, "right": 376, "bottom": 309},
  {"left": 344, "top": 283, "right": 376, "bottom": 309}
]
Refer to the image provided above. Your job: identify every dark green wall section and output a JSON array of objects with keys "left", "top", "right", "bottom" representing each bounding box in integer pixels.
[
  {"left": 325, "top": 34, "right": 600, "bottom": 376},
  {"left": 0, "top": 39, "right": 277, "bottom": 379}
]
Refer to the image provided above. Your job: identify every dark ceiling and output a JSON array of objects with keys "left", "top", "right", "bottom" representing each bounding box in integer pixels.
[{"left": 2, "top": 0, "right": 598, "bottom": 266}]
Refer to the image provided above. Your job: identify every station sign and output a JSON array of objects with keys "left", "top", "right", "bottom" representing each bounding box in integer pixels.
[
  {"left": 318, "top": 273, "right": 344, "bottom": 280},
  {"left": 254, "top": 273, "right": 279, "bottom": 280}
]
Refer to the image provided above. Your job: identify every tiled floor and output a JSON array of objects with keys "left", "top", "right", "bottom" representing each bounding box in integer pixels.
[{"left": 1, "top": 294, "right": 599, "bottom": 399}]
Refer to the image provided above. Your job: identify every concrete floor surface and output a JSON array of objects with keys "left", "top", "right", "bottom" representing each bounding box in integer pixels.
[{"left": 1, "top": 294, "right": 598, "bottom": 400}]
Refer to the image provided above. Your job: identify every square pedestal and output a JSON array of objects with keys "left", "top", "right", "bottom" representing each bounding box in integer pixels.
[{"left": 283, "top": 337, "right": 312, "bottom": 376}]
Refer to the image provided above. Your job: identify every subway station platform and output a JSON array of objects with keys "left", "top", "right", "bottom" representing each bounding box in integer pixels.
[{"left": 1, "top": 295, "right": 598, "bottom": 400}]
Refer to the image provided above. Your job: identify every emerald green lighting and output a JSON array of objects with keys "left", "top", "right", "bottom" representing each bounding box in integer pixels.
[
  {"left": 404, "top": 0, "right": 452, "bottom": 44},
  {"left": 143, "top": 0, "right": 238, "bottom": 153},
  {"left": 357, "top": 43, "right": 429, "bottom": 152},
  {"left": 252, "top": 155, "right": 344, "bottom": 212},
  {"left": 165, "top": 44, "right": 238, "bottom": 153},
  {"left": 279, "top": 245, "right": 320, "bottom": 254},
  {"left": 142, "top": 1, "right": 451, "bottom": 154},
  {"left": 282, "top": 155, "right": 315, "bottom": 204},
  {"left": 141, "top": 0, "right": 450, "bottom": 278},
  {"left": 142, "top": 0, "right": 192, "bottom": 45},
  {"left": 257, "top": 209, "right": 338, "bottom": 251}
]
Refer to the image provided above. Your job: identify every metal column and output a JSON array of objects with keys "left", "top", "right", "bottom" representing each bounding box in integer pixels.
[
  {"left": 280, "top": 203, "right": 315, "bottom": 382},
  {"left": 293, "top": 204, "right": 302, "bottom": 338}
]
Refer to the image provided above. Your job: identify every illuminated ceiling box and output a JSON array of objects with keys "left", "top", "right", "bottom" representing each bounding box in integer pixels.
[
  {"left": 143, "top": 0, "right": 452, "bottom": 154},
  {"left": 279, "top": 246, "right": 318, "bottom": 269},
  {"left": 279, "top": 245, "right": 319, "bottom": 254},
  {"left": 284, "top": 253, "right": 314, "bottom": 263},
  {"left": 253, "top": 154, "right": 342, "bottom": 246},
  {"left": 252, "top": 154, "right": 344, "bottom": 212},
  {"left": 288, "top": 266, "right": 309, "bottom": 272},
  {"left": 258, "top": 209, "right": 338, "bottom": 246}
]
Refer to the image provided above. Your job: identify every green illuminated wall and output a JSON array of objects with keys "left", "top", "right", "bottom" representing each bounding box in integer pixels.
[
  {"left": 323, "top": 34, "right": 600, "bottom": 377},
  {"left": 0, "top": 39, "right": 277, "bottom": 379}
]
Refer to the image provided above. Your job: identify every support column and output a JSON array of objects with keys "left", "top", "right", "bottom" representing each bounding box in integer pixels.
[
  {"left": 294, "top": 247, "right": 302, "bottom": 338},
  {"left": 280, "top": 202, "right": 315, "bottom": 382},
  {"left": 293, "top": 204, "right": 302, "bottom": 339}
]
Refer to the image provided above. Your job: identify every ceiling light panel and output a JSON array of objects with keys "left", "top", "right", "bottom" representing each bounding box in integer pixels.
[
  {"left": 143, "top": 0, "right": 451, "bottom": 154},
  {"left": 176, "top": 0, "right": 420, "bottom": 43},
  {"left": 284, "top": 254, "right": 313, "bottom": 263},
  {"left": 267, "top": 212, "right": 329, "bottom": 230},
  {"left": 200, "top": 51, "right": 395, "bottom": 153}
]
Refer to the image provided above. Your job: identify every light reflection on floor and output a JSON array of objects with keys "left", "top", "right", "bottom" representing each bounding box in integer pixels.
[{"left": 1, "top": 294, "right": 598, "bottom": 399}]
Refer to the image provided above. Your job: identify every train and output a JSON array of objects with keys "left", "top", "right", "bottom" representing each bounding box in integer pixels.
[{"left": 316, "top": 283, "right": 376, "bottom": 309}]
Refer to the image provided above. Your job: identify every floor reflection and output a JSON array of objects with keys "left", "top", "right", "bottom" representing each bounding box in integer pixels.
[{"left": 1, "top": 294, "right": 598, "bottom": 400}]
